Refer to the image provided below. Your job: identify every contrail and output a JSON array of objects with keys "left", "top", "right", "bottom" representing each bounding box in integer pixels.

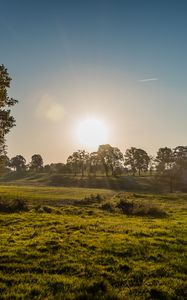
[{"left": 138, "top": 78, "right": 158, "bottom": 82}]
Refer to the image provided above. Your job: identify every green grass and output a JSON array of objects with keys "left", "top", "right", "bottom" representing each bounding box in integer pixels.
[
  {"left": 0, "top": 185, "right": 186, "bottom": 299},
  {"left": 0, "top": 171, "right": 160, "bottom": 192},
  {"left": 0, "top": 185, "right": 114, "bottom": 206}
]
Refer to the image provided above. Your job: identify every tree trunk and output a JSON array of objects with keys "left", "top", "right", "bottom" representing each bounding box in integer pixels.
[
  {"left": 169, "top": 176, "right": 173, "bottom": 193},
  {"left": 81, "top": 163, "right": 84, "bottom": 177},
  {"left": 111, "top": 166, "right": 114, "bottom": 176},
  {"left": 103, "top": 163, "right": 108, "bottom": 176}
]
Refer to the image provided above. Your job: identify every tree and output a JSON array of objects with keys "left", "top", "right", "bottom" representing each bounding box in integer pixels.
[
  {"left": 173, "top": 146, "right": 187, "bottom": 170},
  {"left": 173, "top": 146, "right": 187, "bottom": 191},
  {"left": 155, "top": 147, "right": 174, "bottom": 173},
  {"left": 0, "top": 154, "right": 10, "bottom": 173},
  {"left": 98, "top": 144, "right": 124, "bottom": 176},
  {"left": 124, "top": 147, "right": 137, "bottom": 175},
  {"left": 88, "top": 152, "right": 99, "bottom": 176},
  {"left": 110, "top": 147, "right": 124, "bottom": 176},
  {"left": 43, "top": 164, "right": 51, "bottom": 173},
  {"left": 77, "top": 150, "right": 89, "bottom": 176},
  {"left": 0, "top": 65, "right": 18, "bottom": 163},
  {"left": 30, "top": 154, "right": 43, "bottom": 172},
  {"left": 148, "top": 155, "right": 156, "bottom": 176},
  {"left": 9, "top": 155, "right": 26, "bottom": 172},
  {"left": 124, "top": 147, "right": 150, "bottom": 176},
  {"left": 67, "top": 150, "right": 89, "bottom": 176},
  {"left": 155, "top": 147, "right": 176, "bottom": 193},
  {"left": 48, "top": 163, "right": 70, "bottom": 174},
  {"left": 67, "top": 153, "right": 79, "bottom": 176},
  {"left": 134, "top": 148, "right": 150, "bottom": 176}
]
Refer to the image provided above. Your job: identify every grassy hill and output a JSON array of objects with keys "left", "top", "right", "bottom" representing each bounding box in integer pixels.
[{"left": 0, "top": 171, "right": 164, "bottom": 192}]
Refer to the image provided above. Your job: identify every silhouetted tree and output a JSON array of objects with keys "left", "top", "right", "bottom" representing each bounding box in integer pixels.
[
  {"left": 88, "top": 152, "right": 99, "bottom": 176},
  {"left": 98, "top": 144, "right": 123, "bottom": 176},
  {"left": 9, "top": 155, "right": 26, "bottom": 172},
  {"left": 43, "top": 164, "right": 51, "bottom": 173},
  {"left": 148, "top": 155, "right": 156, "bottom": 176},
  {"left": 155, "top": 147, "right": 174, "bottom": 173},
  {"left": 173, "top": 146, "right": 187, "bottom": 191},
  {"left": 173, "top": 146, "right": 187, "bottom": 170},
  {"left": 0, "top": 154, "right": 10, "bottom": 173},
  {"left": 97, "top": 145, "right": 111, "bottom": 176},
  {"left": 124, "top": 147, "right": 137, "bottom": 175},
  {"left": 30, "top": 154, "right": 43, "bottom": 172},
  {"left": 0, "top": 65, "right": 18, "bottom": 169},
  {"left": 155, "top": 147, "right": 179, "bottom": 193},
  {"left": 135, "top": 148, "right": 150, "bottom": 176},
  {"left": 124, "top": 147, "right": 150, "bottom": 176},
  {"left": 110, "top": 147, "right": 124, "bottom": 176},
  {"left": 67, "top": 150, "right": 89, "bottom": 176},
  {"left": 49, "top": 163, "right": 70, "bottom": 173},
  {"left": 67, "top": 153, "right": 79, "bottom": 176},
  {"left": 76, "top": 150, "right": 89, "bottom": 176}
]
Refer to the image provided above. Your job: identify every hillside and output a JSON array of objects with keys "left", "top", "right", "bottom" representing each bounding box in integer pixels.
[{"left": 0, "top": 172, "right": 164, "bottom": 192}]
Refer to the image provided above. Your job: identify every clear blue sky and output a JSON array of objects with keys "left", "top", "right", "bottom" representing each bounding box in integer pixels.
[{"left": 1, "top": 0, "right": 187, "bottom": 163}]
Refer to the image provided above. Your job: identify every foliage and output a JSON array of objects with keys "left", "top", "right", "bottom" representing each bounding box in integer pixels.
[
  {"left": 118, "top": 199, "right": 166, "bottom": 218},
  {"left": 155, "top": 147, "right": 187, "bottom": 192},
  {"left": 0, "top": 198, "right": 28, "bottom": 212},
  {"left": 81, "top": 193, "right": 105, "bottom": 205},
  {"left": 0, "top": 65, "right": 18, "bottom": 167},
  {"left": 44, "top": 162, "right": 70, "bottom": 174},
  {"left": 0, "top": 154, "right": 9, "bottom": 173},
  {"left": 124, "top": 147, "right": 150, "bottom": 175},
  {"left": 156, "top": 147, "right": 174, "bottom": 173},
  {"left": 88, "top": 151, "right": 99, "bottom": 175},
  {"left": 2, "top": 143, "right": 187, "bottom": 193},
  {"left": 9, "top": 155, "right": 26, "bottom": 172},
  {"left": 29, "top": 154, "right": 43, "bottom": 172},
  {"left": 98, "top": 144, "right": 124, "bottom": 176},
  {"left": 67, "top": 150, "right": 89, "bottom": 176}
]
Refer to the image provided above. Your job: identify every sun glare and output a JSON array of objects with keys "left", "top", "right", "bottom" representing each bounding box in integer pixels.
[{"left": 77, "top": 118, "right": 108, "bottom": 149}]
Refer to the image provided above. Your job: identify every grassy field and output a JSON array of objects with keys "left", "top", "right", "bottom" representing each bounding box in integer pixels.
[
  {"left": 0, "top": 171, "right": 161, "bottom": 192},
  {"left": 0, "top": 185, "right": 114, "bottom": 207},
  {"left": 0, "top": 185, "right": 187, "bottom": 299}
]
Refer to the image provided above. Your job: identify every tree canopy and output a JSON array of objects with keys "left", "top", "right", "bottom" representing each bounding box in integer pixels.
[{"left": 0, "top": 65, "right": 18, "bottom": 165}]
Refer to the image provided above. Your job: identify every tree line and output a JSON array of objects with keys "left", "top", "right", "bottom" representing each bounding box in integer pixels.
[{"left": 3, "top": 145, "right": 187, "bottom": 180}]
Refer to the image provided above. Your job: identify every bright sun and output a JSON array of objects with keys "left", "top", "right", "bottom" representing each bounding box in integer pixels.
[{"left": 77, "top": 118, "right": 108, "bottom": 149}]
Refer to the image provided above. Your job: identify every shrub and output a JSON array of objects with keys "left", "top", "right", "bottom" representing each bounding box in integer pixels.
[
  {"left": 0, "top": 198, "right": 28, "bottom": 213},
  {"left": 101, "top": 202, "right": 115, "bottom": 212},
  {"left": 43, "top": 206, "right": 52, "bottom": 213},
  {"left": 117, "top": 199, "right": 134, "bottom": 215},
  {"left": 81, "top": 194, "right": 105, "bottom": 205},
  {"left": 115, "top": 196, "right": 167, "bottom": 218},
  {"left": 132, "top": 203, "right": 167, "bottom": 218},
  {"left": 34, "top": 205, "right": 53, "bottom": 213}
]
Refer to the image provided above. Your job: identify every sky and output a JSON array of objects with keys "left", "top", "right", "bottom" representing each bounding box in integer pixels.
[{"left": 0, "top": 0, "right": 187, "bottom": 164}]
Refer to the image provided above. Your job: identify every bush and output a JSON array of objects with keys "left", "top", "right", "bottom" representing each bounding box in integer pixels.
[
  {"left": 0, "top": 198, "right": 28, "bottom": 213},
  {"left": 117, "top": 199, "right": 134, "bottom": 214},
  {"left": 43, "top": 206, "right": 52, "bottom": 213},
  {"left": 34, "top": 205, "right": 53, "bottom": 213},
  {"left": 115, "top": 196, "right": 167, "bottom": 218},
  {"left": 81, "top": 194, "right": 105, "bottom": 205},
  {"left": 101, "top": 202, "right": 115, "bottom": 212},
  {"left": 135, "top": 205, "right": 167, "bottom": 218}
]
